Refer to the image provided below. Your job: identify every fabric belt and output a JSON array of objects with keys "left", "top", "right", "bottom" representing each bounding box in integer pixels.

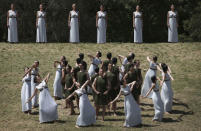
[
  {"left": 154, "top": 89, "right": 159, "bottom": 92},
  {"left": 124, "top": 93, "right": 130, "bottom": 96},
  {"left": 164, "top": 79, "right": 170, "bottom": 81}
]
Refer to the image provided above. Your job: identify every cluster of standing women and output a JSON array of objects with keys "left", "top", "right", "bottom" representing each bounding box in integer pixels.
[
  {"left": 7, "top": 3, "right": 178, "bottom": 43},
  {"left": 21, "top": 51, "right": 174, "bottom": 128}
]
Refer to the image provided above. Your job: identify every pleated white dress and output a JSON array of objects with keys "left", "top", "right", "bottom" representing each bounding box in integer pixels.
[
  {"left": 141, "top": 62, "right": 157, "bottom": 98},
  {"left": 36, "top": 81, "right": 58, "bottom": 123},
  {"left": 121, "top": 85, "right": 141, "bottom": 127},
  {"left": 97, "top": 11, "right": 106, "bottom": 44},
  {"left": 31, "top": 68, "right": 39, "bottom": 106},
  {"left": 168, "top": 11, "right": 178, "bottom": 43},
  {"left": 152, "top": 83, "right": 164, "bottom": 121},
  {"left": 88, "top": 57, "right": 102, "bottom": 77},
  {"left": 53, "top": 64, "right": 63, "bottom": 98},
  {"left": 134, "top": 11, "right": 143, "bottom": 43},
  {"left": 69, "top": 11, "right": 79, "bottom": 43},
  {"left": 21, "top": 74, "right": 32, "bottom": 112},
  {"left": 36, "top": 11, "right": 47, "bottom": 43},
  {"left": 75, "top": 88, "right": 96, "bottom": 126},
  {"left": 161, "top": 73, "right": 173, "bottom": 112},
  {"left": 8, "top": 10, "right": 18, "bottom": 43}
]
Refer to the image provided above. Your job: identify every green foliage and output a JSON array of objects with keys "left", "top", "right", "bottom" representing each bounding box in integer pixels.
[{"left": 0, "top": 0, "right": 200, "bottom": 42}]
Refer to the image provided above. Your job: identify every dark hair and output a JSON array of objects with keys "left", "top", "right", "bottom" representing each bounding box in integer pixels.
[
  {"left": 151, "top": 76, "right": 157, "bottom": 83},
  {"left": 76, "top": 58, "right": 81, "bottom": 64},
  {"left": 67, "top": 65, "right": 72, "bottom": 70},
  {"left": 97, "top": 51, "right": 102, "bottom": 57},
  {"left": 81, "top": 61, "right": 87, "bottom": 70},
  {"left": 130, "top": 53, "right": 135, "bottom": 60},
  {"left": 127, "top": 55, "right": 132, "bottom": 61},
  {"left": 153, "top": 56, "right": 157, "bottom": 62},
  {"left": 79, "top": 53, "right": 84, "bottom": 60},
  {"left": 95, "top": 67, "right": 99, "bottom": 73},
  {"left": 35, "top": 61, "right": 39, "bottom": 65},
  {"left": 107, "top": 52, "right": 112, "bottom": 59},
  {"left": 162, "top": 64, "right": 168, "bottom": 73},
  {"left": 112, "top": 57, "right": 117, "bottom": 64},
  {"left": 63, "top": 60, "right": 68, "bottom": 66}
]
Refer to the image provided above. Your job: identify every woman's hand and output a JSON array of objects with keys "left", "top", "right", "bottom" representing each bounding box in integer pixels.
[{"left": 96, "top": 91, "right": 101, "bottom": 95}]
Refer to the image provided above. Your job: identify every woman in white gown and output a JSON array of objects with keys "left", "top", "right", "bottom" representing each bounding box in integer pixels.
[
  {"left": 36, "top": 4, "right": 47, "bottom": 43},
  {"left": 68, "top": 3, "right": 80, "bottom": 43},
  {"left": 96, "top": 5, "right": 107, "bottom": 44},
  {"left": 167, "top": 4, "right": 178, "bottom": 43},
  {"left": 159, "top": 63, "right": 174, "bottom": 113},
  {"left": 53, "top": 56, "right": 66, "bottom": 100},
  {"left": 7, "top": 4, "right": 18, "bottom": 43},
  {"left": 27, "top": 73, "right": 58, "bottom": 123},
  {"left": 66, "top": 78, "right": 96, "bottom": 128},
  {"left": 133, "top": 5, "right": 143, "bottom": 43},
  {"left": 144, "top": 76, "right": 164, "bottom": 122},
  {"left": 88, "top": 51, "right": 102, "bottom": 77},
  {"left": 110, "top": 80, "right": 141, "bottom": 127},
  {"left": 21, "top": 67, "right": 32, "bottom": 114},
  {"left": 141, "top": 56, "right": 160, "bottom": 98}
]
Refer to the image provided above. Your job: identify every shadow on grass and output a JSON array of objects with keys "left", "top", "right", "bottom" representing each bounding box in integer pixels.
[
  {"left": 142, "top": 114, "right": 153, "bottom": 117},
  {"left": 162, "top": 118, "right": 179, "bottom": 123},
  {"left": 140, "top": 103, "right": 153, "bottom": 107},
  {"left": 30, "top": 111, "right": 39, "bottom": 115},
  {"left": 104, "top": 118, "right": 125, "bottom": 121},
  {"left": 173, "top": 98, "right": 189, "bottom": 109},
  {"left": 55, "top": 120, "right": 66, "bottom": 123},
  {"left": 141, "top": 124, "right": 159, "bottom": 128}
]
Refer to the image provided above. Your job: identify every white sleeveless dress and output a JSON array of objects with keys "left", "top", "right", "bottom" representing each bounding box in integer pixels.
[
  {"left": 31, "top": 68, "right": 39, "bottom": 106},
  {"left": 36, "top": 81, "right": 58, "bottom": 123},
  {"left": 8, "top": 10, "right": 18, "bottom": 43},
  {"left": 97, "top": 11, "right": 106, "bottom": 44},
  {"left": 69, "top": 11, "right": 79, "bottom": 43},
  {"left": 141, "top": 61, "right": 157, "bottom": 98},
  {"left": 121, "top": 85, "right": 141, "bottom": 127},
  {"left": 36, "top": 11, "right": 47, "bottom": 43},
  {"left": 21, "top": 74, "right": 32, "bottom": 112},
  {"left": 53, "top": 64, "right": 63, "bottom": 98},
  {"left": 152, "top": 83, "right": 164, "bottom": 121},
  {"left": 88, "top": 57, "right": 102, "bottom": 77},
  {"left": 161, "top": 73, "right": 173, "bottom": 112},
  {"left": 168, "top": 11, "right": 178, "bottom": 43},
  {"left": 75, "top": 88, "right": 96, "bottom": 126},
  {"left": 134, "top": 11, "right": 143, "bottom": 43}
]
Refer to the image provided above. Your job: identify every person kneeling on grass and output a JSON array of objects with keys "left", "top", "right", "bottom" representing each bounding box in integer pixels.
[
  {"left": 143, "top": 76, "right": 164, "bottom": 122},
  {"left": 26, "top": 73, "right": 58, "bottom": 123},
  {"left": 65, "top": 79, "right": 96, "bottom": 128}
]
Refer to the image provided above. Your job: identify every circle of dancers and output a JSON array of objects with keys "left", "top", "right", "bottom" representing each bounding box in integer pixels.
[
  {"left": 21, "top": 51, "right": 174, "bottom": 128},
  {"left": 8, "top": 3, "right": 178, "bottom": 43}
]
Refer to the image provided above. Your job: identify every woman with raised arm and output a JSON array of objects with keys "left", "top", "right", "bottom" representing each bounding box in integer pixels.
[
  {"left": 143, "top": 76, "right": 164, "bottom": 122},
  {"left": 27, "top": 73, "right": 58, "bottom": 123},
  {"left": 110, "top": 80, "right": 141, "bottom": 127},
  {"left": 88, "top": 51, "right": 102, "bottom": 77},
  {"left": 66, "top": 72, "right": 96, "bottom": 128},
  {"left": 68, "top": 3, "right": 80, "bottom": 43},
  {"left": 36, "top": 4, "right": 47, "bottom": 43},
  {"left": 159, "top": 63, "right": 174, "bottom": 113},
  {"left": 53, "top": 56, "right": 67, "bottom": 100},
  {"left": 167, "top": 4, "right": 178, "bottom": 43},
  {"left": 21, "top": 67, "right": 32, "bottom": 114},
  {"left": 96, "top": 5, "right": 107, "bottom": 44},
  {"left": 141, "top": 56, "right": 160, "bottom": 98},
  {"left": 7, "top": 3, "right": 18, "bottom": 43},
  {"left": 133, "top": 5, "right": 143, "bottom": 43},
  {"left": 92, "top": 68, "right": 109, "bottom": 121}
]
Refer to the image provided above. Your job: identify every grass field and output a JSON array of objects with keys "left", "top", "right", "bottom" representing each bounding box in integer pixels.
[{"left": 0, "top": 42, "right": 201, "bottom": 131}]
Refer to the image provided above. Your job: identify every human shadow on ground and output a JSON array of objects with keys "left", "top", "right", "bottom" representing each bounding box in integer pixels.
[
  {"left": 140, "top": 102, "right": 153, "bottom": 107},
  {"left": 162, "top": 118, "right": 179, "bottom": 123},
  {"left": 173, "top": 98, "right": 189, "bottom": 109},
  {"left": 104, "top": 118, "right": 125, "bottom": 121},
  {"left": 30, "top": 111, "right": 39, "bottom": 115},
  {"left": 142, "top": 114, "right": 153, "bottom": 117}
]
